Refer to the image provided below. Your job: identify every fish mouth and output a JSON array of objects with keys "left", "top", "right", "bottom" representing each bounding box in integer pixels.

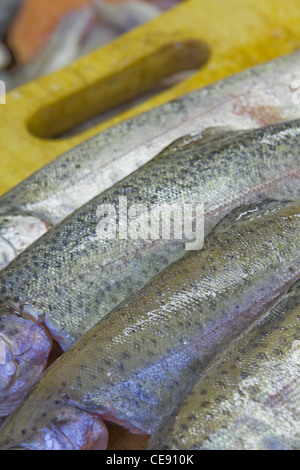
[{"left": 0, "top": 304, "right": 52, "bottom": 417}]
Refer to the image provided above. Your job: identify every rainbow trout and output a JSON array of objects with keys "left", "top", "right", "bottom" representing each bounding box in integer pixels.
[
  {"left": 1, "top": 50, "right": 300, "bottom": 269},
  {"left": 148, "top": 280, "right": 300, "bottom": 450},
  {"left": 0, "top": 199, "right": 299, "bottom": 449},
  {"left": 0, "top": 118, "right": 299, "bottom": 416}
]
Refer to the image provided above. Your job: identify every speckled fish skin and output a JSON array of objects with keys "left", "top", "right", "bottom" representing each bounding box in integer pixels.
[
  {"left": 0, "top": 199, "right": 299, "bottom": 449},
  {"left": 148, "top": 280, "right": 300, "bottom": 450},
  {"left": 1, "top": 50, "right": 300, "bottom": 270},
  {"left": 0, "top": 119, "right": 299, "bottom": 416}
]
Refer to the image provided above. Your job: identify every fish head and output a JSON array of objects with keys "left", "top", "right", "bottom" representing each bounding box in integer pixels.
[
  {"left": 0, "top": 213, "right": 50, "bottom": 270},
  {"left": 0, "top": 304, "right": 52, "bottom": 417}
]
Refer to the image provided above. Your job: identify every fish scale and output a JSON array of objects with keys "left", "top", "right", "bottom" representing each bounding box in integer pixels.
[
  {"left": 0, "top": 199, "right": 299, "bottom": 449},
  {"left": 0, "top": 119, "right": 299, "bottom": 416}
]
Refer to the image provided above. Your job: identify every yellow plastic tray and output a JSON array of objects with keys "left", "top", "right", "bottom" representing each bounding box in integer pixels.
[{"left": 1, "top": 0, "right": 300, "bottom": 195}]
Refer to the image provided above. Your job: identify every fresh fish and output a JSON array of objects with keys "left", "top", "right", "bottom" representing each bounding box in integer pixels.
[
  {"left": 1, "top": 50, "right": 300, "bottom": 269},
  {"left": 93, "top": 0, "right": 161, "bottom": 31},
  {"left": 0, "top": 118, "right": 299, "bottom": 416},
  {"left": 148, "top": 280, "right": 300, "bottom": 450},
  {"left": 0, "top": 0, "right": 21, "bottom": 37},
  {"left": 6, "top": 0, "right": 162, "bottom": 89},
  {"left": 0, "top": 199, "right": 299, "bottom": 449}
]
